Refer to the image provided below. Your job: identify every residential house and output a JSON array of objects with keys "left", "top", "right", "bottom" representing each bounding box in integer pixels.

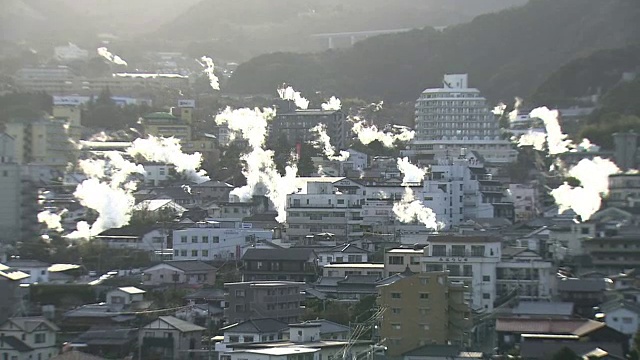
[
  {"left": 377, "top": 272, "right": 471, "bottom": 357},
  {"left": 62, "top": 304, "right": 138, "bottom": 331},
  {"left": 73, "top": 327, "right": 137, "bottom": 359},
  {"left": 322, "top": 263, "right": 384, "bottom": 278},
  {"left": 384, "top": 248, "right": 423, "bottom": 277},
  {"left": 94, "top": 225, "right": 168, "bottom": 253},
  {"left": 496, "top": 247, "right": 555, "bottom": 303},
  {"left": 133, "top": 198, "right": 187, "bottom": 215},
  {"left": 105, "top": 286, "right": 145, "bottom": 311},
  {"left": 310, "top": 244, "right": 369, "bottom": 266},
  {"left": 214, "top": 318, "right": 290, "bottom": 354},
  {"left": 599, "top": 299, "right": 640, "bottom": 339},
  {"left": 4, "top": 259, "right": 50, "bottom": 284},
  {"left": 241, "top": 248, "right": 319, "bottom": 282},
  {"left": 191, "top": 180, "right": 233, "bottom": 202},
  {"left": 222, "top": 322, "right": 370, "bottom": 360},
  {"left": 139, "top": 316, "right": 206, "bottom": 360},
  {"left": 0, "top": 266, "right": 29, "bottom": 323},
  {"left": 299, "top": 320, "right": 350, "bottom": 341},
  {"left": 314, "top": 274, "right": 382, "bottom": 301},
  {"left": 519, "top": 336, "right": 625, "bottom": 360},
  {"left": 142, "top": 260, "right": 217, "bottom": 287},
  {"left": 508, "top": 301, "right": 575, "bottom": 319},
  {"left": 181, "top": 288, "right": 225, "bottom": 329},
  {"left": 402, "top": 345, "right": 483, "bottom": 360},
  {"left": 51, "top": 350, "right": 110, "bottom": 360},
  {"left": 0, "top": 317, "right": 60, "bottom": 360},
  {"left": 224, "top": 281, "right": 305, "bottom": 324},
  {"left": 557, "top": 278, "right": 610, "bottom": 317}
]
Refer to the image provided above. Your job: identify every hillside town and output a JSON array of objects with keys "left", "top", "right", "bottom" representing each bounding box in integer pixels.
[{"left": 0, "top": 1, "right": 640, "bottom": 360}]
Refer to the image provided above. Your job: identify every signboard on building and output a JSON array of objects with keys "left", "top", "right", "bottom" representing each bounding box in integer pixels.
[
  {"left": 241, "top": 223, "right": 253, "bottom": 229},
  {"left": 53, "top": 95, "right": 89, "bottom": 106},
  {"left": 178, "top": 99, "right": 196, "bottom": 108}
]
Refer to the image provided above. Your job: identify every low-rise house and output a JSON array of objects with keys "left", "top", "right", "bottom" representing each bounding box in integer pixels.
[
  {"left": 221, "top": 322, "right": 370, "bottom": 360},
  {"left": 73, "top": 327, "right": 137, "bottom": 359},
  {"left": 297, "top": 320, "right": 350, "bottom": 341},
  {"left": 94, "top": 225, "right": 168, "bottom": 252},
  {"left": 557, "top": 278, "right": 610, "bottom": 317},
  {"left": 139, "top": 316, "right": 206, "bottom": 360},
  {"left": 142, "top": 260, "right": 217, "bottom": 287},
  {"left": 4, "top": 259, "right": 50, "bottom": 284},
  {"left": 106, "top": 286, "right": 145, "bottom": 311},
  {"left": 599, "top": 299, "right": 640, "bottom": 338},
  {"left": 519, "top": 335, "right": 624, "bottom": 360},
  {"left": 0, "top": 266, "right": 29, "bottom": 323},
  {"left": 241, "top": 248, "right": 319, "bottom": 282},
  {"left": 215, "top": 318, "right": 290, "bottom": 354},
  {"left": 402, "top": 345, "right": 482, "bottom": 360},
  {"left": 496, "top": 318, "right": 627, "bottom": 351},
  {"left": 191, "top": 180, "right": 234, "bottom": 201},
  {"left": 313, "top": 244, "right": 369, "bottom": 266},
  {"left": 0, "top": 317, "right": 60, "bottom": 360},
  {"left": 62, "top": 304, "right": 138, "bottom": 330},
  {"left": 322, "top": 263, "right": 384, "bottom": 278},
  {"left": 508, "top": 301, "right": 575, "bottom": 319},
  {"left": 314, "top": 275, "right": 382, "bottom": 301},
  {"left": 224, "top": 281, "right": 305, "bottom": 324}
]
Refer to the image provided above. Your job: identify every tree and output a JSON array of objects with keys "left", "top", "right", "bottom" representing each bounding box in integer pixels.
[
  {"left": 629, "top": 327, "right": 640, "bottom": 360},
  {"left": 551, "top": 347, "right": 579, "bottom": 360}
]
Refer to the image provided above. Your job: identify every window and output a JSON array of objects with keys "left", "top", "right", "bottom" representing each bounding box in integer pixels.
[
  {"left": 192, "top": 236, "right": 198, "bottom": 243},
  {"left": 581, "top": 227, "right": 590, "bottom": 235},
  {"left": 483, "top": 275, "right": 491, "bottom": 282},
  {"left": 432, "top": 245, "right": 446, "bottom": 256},
  {"left": 174, "top": 250, "right": 179, "bottom": 257},
  {"left": 391, "top": 292, "right": 401, "bottom": 299},
  {"left": 425, "top": 264, "right": 443, "bottom": 272},
  {"left": 212, "top": 236, "right": 219, "bottom": 243},
  {"left": 623, "top": 317, "right": 633, "bottom": 324},
  {"left": 181, "top": 236, "right": 187, "bottom": 243},
  {"left": 388, "top": 256, "right": 404, "bottom": 265},
  {"left": 419, "top": 293, "right": 429, "bottom": 300},
  {"left": 202, "top": 250, "right": 209, "bottom": 257},
  {"left": 202, "top": 236, "right": 209, "bottom": 243},
  {"left": 463, "top": 265, "right": 472, "bottom": 277},
  {"left": 35, "top": 333, "right": 46, "bottom": 344},
  {"left": 419, "top": 308, "right": 429, "bottom": 315},
  {"left": 471, "top": 245, "right": 485, "bottom": 257},
  {"left": 229, "top": 336, "right": 239, "bottom": 343},
  {"left": 338, "top": 199, "right": 344, "bottom": 204},
  {"left": 391, "top": 308, "right": 401, "bottom": 314},
  {"left": 235, "top": 304, "right": 245, "bottom": 311},
  {"left": 410, "top": 256, "right": 420, "bottom": 265},
  {"left": 191, "top": 250, "right": 198, "bottom": 257},
  {"left": 420, "top": 277, "right": 429, "bottom": 285},
  {"left": 391, "top": 324, "right": 401, "bottom": 330},
  {"left": 180, "top": 250, "right": 187, "bottom": 257},
  {"left": 483, "top": 293, "right": 491, "bottom": 300},
  {"left": 451, "top": 245, "right": 465, "bottom": 256},
  {"left": 421, "top": 324, "right": 430, "bottom": 331},
  {"left": 243, "top": 336, "right": 254, "bottom": 342}
]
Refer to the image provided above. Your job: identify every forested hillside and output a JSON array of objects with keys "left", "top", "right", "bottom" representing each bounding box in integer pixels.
[{"left": 226, "top": 0, "right": 640, "bottom": 103}]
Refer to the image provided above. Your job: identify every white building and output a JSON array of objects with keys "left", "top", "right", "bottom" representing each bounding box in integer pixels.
[
  {"left": 0, "top": 317, "right": 59, "bottom": 360},
  {"left": 172, "top": 221, "right": 273, "bottom": 261},
  {"left": 4, "top": 259, "right": 50, "bottom": 284},
  {"left": 106, "top": 286, "right": 146, "bottom": 310},
  {"left": 286, "top": 177, "right": 365, "bottom": 243},
  {"left": 404, "top": 74, "right": 517, "bottom": 165},
  {"left": 509, "top": 184, "right": 539, "bottom": 222},
  {"left": 600, "top": 300, "right": 640, "bottom": 338},
  {"left": 143, "top": 163, "right": 173, "bottom": 186},
  {"left": 315, "top": 244, "right": 370, "bottom": 266},
  {"left": 421, "top": 235, "right": 501, "bottom": 311},
  {"left": 497, "top": 247, "right": 554, "bottom": 302}
]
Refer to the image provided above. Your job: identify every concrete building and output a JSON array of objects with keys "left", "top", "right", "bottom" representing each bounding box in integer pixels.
[
  {"left": 496, "top": 247, "right": 555, "bottom": 302},
  {"left": 377, "top": 272, "right": 471, "bottom": 357},
  {"left": 286, "top": 177, "right": 365, "bottom": 243},
  {"left": 0, "top": 317, "right": 60, "bottom": 360},
  {"left": 313, "top": 244, "right": 370, "bottom": 266},
  {"left": 509, "top": 184, "right": 539, "bottom": 222},
  {"left": 5, "top": 259, "right": 51, "bottom": 284},
  {"left": 322, "top": 263, "right": 384, "bottom": 278},
  {"left": 241, "top": 248, "right": 319, "bottom": 282},
  {"left": 613, "top": 131, "right": 638, "bottom": 171},
  {"left": 172, "top": 221, "right": 273, "bottom": 261},
  {"left": 141, "top": 112, "right": 192, "bottom": 141},
  {"left": 0, "top": 267, "right": 30, "bottom": 323},
  {"left": 384, "top": 248, "right": 424, "bottom": 277},
  {"left": 270, "top": 109, "right": 346, "bottom": 149},
  {"left": 0, "top": 134, "right": 25, "bottom": 242},
  {"left": 405, "top": 74, "right": 516, "bottom": 165},
  {"left": 599, "top": 300, "right": 640, "bottom": 339},
  {"left": 5, "top": 117, "right": 74, "bottom": 169},
  {"left": 142, "top": 260, "right": 217, "bottom": 287},
  {"left": 223, "top": 281, "right": 305, "bottom": 324},
  {"left": 608, "top": 173, "right": 640, "bottom": 208},
  {"left": 139, "top": 316, "right": 205, "bottom": 360}
]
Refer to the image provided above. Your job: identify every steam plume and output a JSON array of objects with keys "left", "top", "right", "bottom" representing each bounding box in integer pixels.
[
  {"left": 509, "top": 97, "right": 523, "bottom": 122},
  {"left": 215, "top": 107, "right": 298, "bottom": 222},
  {"left": 397, "top": 157, "right": 426, "bottom": 184},
  {"left": 97, "top": 47, "right": 128, "bottom": 66},
  {"left": 351, "top": 116, "right": 415, "bottom": 147},
  {"left": 321, "top": 96, "right": 342, "bottom": 111},
  {"left": 277, "top": 86, "right": 309, "bottom": 110},
  {"left": 311, "top": 124, "right": 349, "bottom": 161},
  {"left": 38, "top": 210, "right": 65, "bottom": 232},
  {"left": 550, "top": 157, "right": 620, "bottom": 220},
  {"left": 518, "top": 107, "right": 572, "bottom": 154},
  {"left": 127, "top": 136, "right": 209, "bottom": 183},
  {"left": 197, "top": 56, "right": 220, "bottom": 91},
  {"left": 392, "top": 188, "right": 441, "bottom": 230},
  {"left": 492, "top": 103, "right": 507, "bottom": 116}
]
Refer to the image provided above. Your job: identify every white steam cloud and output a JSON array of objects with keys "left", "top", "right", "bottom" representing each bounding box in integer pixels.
[
  {"left": 397, "top": 157, "right": 426, "bottom": 184},
  {"left": 215, "top": 106, "right": 298, "bottom": 222},
  {"left": 492, "top": 103, "right": 507, "bottom": 116},
  {"left": 509, "top": 97, "right": 523, "bottom": 122},
  {"left": 393, "top": 188, "right": 441, "bottom": 230},
  {"left": 38, "top": 210, "right": 66, "bottom": 233},
  {"left": 97, "top": 47, "right": 128, "bottom": 66},
  {"left": 197, "top": 56, "right": 220, "bottom": 91},
  {"left": 351, "top": 116, "right": 415, "bottom": 147},
  {"left": 321, "top": 96, "right": 341, "bottom": 111},
  {"left": 551, "top": 157, "right": 620, "bottom": 220},
  {"left": 518, "top": 107, "right": 572, "bottom": 154},
  {"left": 277, "top": 86, "right": 309, "bottom": 110},
  {"left": 311, "top": 124, "right": 349, "bottom": 161}
]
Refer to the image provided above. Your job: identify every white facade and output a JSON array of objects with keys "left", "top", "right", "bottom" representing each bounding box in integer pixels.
[
  {"left": 405, "top": 74, "right": 516, "bottom": 165},
  {"left": 421, "top": 236, "right": 501, "bottom": 311},
  {"left": 286, "top": 178, "right": 365, "bottom": 242},
  {"left": 106, "top": 287, "right": 145, "bottom": 309},
  {"left": 509, "top": 184, "right": 538, "bottom": 222},
  {"left": 5, "top": 261, "right": 50, "bottom": 284},
  {"left": 173, "top": 222, "right": 273, "bottom": 261},
  {"left": 604, "top": 306, "right": 640, "bottom": 336},
  {"left": 97, "top": 228, "right": 168, "bottom": 252},
  {"left": 143, "top": 163, "right": 173, "bottom": 186},
  {"left": 496, "top": 249, "right": 554, "bottom": 301},
  {"left": 0, "top": 317, "right": 59, "bottom": 360},
  {"left": 0, "top": 134, "right": 23, "bottom": 242},
  {"left": 315, "top": 246, "right": 369, "bottom": 266}
]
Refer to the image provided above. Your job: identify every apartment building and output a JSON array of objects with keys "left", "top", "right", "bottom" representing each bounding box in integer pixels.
[
  {"left": 377, "top": 272, "right": 471, "bottom": 357},
  {"left": 270, "top": 109, "right": 346, "bottom": 149},
  {"left": 224, "top": 281, "right": 305, "bottom": 324},
  {"left": 496, "top": 247, "right": 555, "bottom": 302},
  {"left": 241, "top": 248, "right": 319, "bottom": 282},
  {"left": 384, "top": 248, "right": 423, "bottom": 277},
  {"left": 405, "top": 74, "right": 517, "bottom": 165},
  {"left": 286, "top": 177, "right": 365, "bottom": 243},
  {"left": 172, "top": 221, "right": 273, "bottom": 261},
  {"left": 5, "top": 117, "right": 75, "bottom": 169},
  {"left": 608, "top": 173, "right": 640, "bottom": 208},
  {"left": 141, "top": 112, "right": 192, "bottom": 141}
]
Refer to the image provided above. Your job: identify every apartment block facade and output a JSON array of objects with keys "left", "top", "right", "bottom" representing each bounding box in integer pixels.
[{"left": 224, "top": 281, "right": 305, "bottom": 324}]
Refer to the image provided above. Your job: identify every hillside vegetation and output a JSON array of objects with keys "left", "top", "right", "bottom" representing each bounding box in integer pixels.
[{"left": 226, "top": 0, "right": 640, "bottom": 103}]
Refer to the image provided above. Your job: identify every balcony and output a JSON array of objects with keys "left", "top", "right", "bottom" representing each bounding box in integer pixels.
[{"left": 430, "top": 250, "right": 487, "bottom": 258}]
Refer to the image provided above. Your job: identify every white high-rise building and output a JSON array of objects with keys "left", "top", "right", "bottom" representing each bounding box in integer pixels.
[{"left": 405, "top": 74, "right": 517, "bottom": 165}]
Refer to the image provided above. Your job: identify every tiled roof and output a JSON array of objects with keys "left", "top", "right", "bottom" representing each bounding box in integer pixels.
[
  {"left": 557, "top": 278, "right": 607, "bottom": 292},
  {"left": 74, "top": 327, "right": 137, "bottom": 346},
  {"left": 242, "top": 248, "right": 316, "bottom": 261},
  {"left": 150, "top": 260, "right": 216, "bottom": 273},
  {"left": 5, "top": 259, "right": 51, "bottom": 268},
  {"left": 221, "top": 318, "right": 289, "bottom": 334},
  {"left": 512, "top": 302, "right": 574, "bottom": 316},
  {"left": 295, "top": 319, "right": 350, "bottom": 334},
  {"left": 4, "top": 316, "right": 60, "bottom": 332},
  {"left": 148, "top": 316, "right": 205, "bottom": 333},
  {"left": 52, "top": 350, "right": 109, "bottom": 360},
  {"left": 520, "top": 341, "right": 624, "bottom": 360},
  {"left": 0, "top": 336, "right": 33, "bottom": 352},
  {"left": 496, "top": 318, "right": 604, "bottom": 335},
  {"left": 97, "top": 224, "right": 158, "bottom": 237}
]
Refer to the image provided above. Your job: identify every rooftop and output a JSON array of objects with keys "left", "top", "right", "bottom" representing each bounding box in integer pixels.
[
  {"left": 115, "top": 286, "right": 146, "bottom": 295},
  {"left": 495, "top": 318, "right": 604, "bottom": 336},
  {"left": 147, "top": 316, "right": 206, "bottom": 333},
  {"left": 242, "top": 248, "right": 316, "bottom": 261},
  {"left": 557, "top": 278, "right": 608, "bottom": 292},
  {"left": 511, "top": 302, "right": 574, "bottom": 317},
  {"left": 236, "top": 347, "right": 320, "bottom": 356},
  {"left": 323, "top": 263, "right": 384, "bottom": 269},
  {"left": 146, "top": 260, "right": 216, "bottom": 273},
  {"left": 221, "top": 318, "right": 289, "bottom": 333}
]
